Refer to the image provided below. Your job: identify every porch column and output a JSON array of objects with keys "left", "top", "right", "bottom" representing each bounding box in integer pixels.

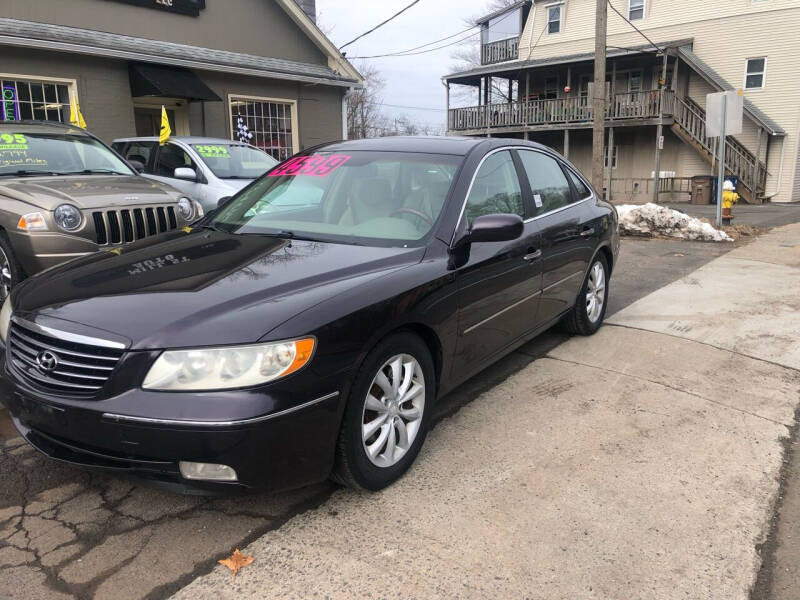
[
  {"left": 508, "top": 78, "right": 513, "bottom": 103},
  {"left": 605, "top": 127, "right": 615, "bottom": 202},
  {"left": 753, "top": 127, "right": 764, "bottom": 197},
  {"left": 484, "top": 76, "right": 491, "bottom": 105},
  {"left": 445, "top": 83, "right": 451, "bottom": 132},
  {"left": 564, "top": 129, "right": 570, "bottom": 158}
]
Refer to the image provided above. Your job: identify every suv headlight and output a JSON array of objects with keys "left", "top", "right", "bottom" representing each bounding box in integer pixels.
[
  {"left": 0, "top": 296, "right": 12, "bottom": 344},
  {"left": 142, "top": 338, "right": 315, "bottom": 391},
  {"left": 176, "top": 197, "right": 195, "bottom": 221},
  {"left": 54, "top": 204, "right": 83, "bottom": 232}
]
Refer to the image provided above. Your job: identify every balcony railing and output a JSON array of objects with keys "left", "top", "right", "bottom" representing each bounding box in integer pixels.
[
  {"left": 448, "top": 90, "right": 675, "bottom": 131},
  {"left": 481, "top": 37, "right": 520, "bottom": 65}
]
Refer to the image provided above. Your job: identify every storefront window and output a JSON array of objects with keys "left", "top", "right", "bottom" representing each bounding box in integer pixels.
[
  {"left": 1, "top": 78, "right": 72, "bottom": 123},
  {"left": 229, "top": 96, "right": 295, "bottom": 162}
]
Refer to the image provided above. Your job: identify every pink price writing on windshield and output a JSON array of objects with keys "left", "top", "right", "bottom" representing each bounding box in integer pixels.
[{"left": 268, "top": 154, "right": 351, "bottom": 177}]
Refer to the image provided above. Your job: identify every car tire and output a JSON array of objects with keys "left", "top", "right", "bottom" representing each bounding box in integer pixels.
[
  {"left": 0, "top": 231, "right": 23, "bottom": 302},
  {"left": 563, "top": 253, "right": 609, "bottom": 336},
  {"left": 332, "top": 332, "right": 435, "bottom": 491}
]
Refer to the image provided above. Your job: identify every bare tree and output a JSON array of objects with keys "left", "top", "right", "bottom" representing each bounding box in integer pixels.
[
  {"left": 449, "top": 0, "right": 520, "bottom": 105},
  {"left": 346, "top": 61, "right": 386, "bottom": 139}
]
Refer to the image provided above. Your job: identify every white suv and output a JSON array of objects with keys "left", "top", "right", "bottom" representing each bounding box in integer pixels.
[{"left": 112, "top": 137, "right": 278, "bottom": 212}]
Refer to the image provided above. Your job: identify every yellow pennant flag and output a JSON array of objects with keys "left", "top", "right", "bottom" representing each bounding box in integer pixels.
[
  {"left": 69, "top": 95, "right": 87, "bottom": 129},
  {"left": 159, "top": 105, "right": 172, "bottom": 145}
]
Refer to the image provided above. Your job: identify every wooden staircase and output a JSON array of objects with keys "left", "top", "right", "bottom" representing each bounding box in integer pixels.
[{"left": 671, "top": 96, "right": 767, "bottom": 204}]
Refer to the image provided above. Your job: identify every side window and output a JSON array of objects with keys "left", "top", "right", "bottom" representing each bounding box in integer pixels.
[
  {"left": 517, "top": 150, "right": 573, "bottom": 214},
  {"left": 464, "top": 151, "right": 524, "bottom": 225},
  {"left": 155, "top": 143, "right": 197, "bottom": 178},
  {"left": 566, "top": 168, "right": 592, "bottom": 200},
  {"left": 121, "top": 142, "right": 157, "bottom": 172}
]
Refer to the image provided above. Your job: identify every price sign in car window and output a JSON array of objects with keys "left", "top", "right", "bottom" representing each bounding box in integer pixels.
[
  {"left": 268, "top": 154, "right": 351, "bottom": 177},
  {"left": 196, "top": 145, "right": 231, "bottom": 159},
  {"left": 0, "top": 134, "right": 28, "bottom": 150}
]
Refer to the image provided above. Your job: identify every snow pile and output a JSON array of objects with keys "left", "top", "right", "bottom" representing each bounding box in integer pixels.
[{"left": 616, "top": 203, "right": 733, "bottom": 242}]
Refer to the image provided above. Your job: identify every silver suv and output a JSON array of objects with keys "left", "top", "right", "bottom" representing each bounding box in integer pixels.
[
  {"left": 0, "top": 121, "right": 199, "bottom": 299},
  {"left": 112, "top": 137, "right": 278, "bottom": 212}
]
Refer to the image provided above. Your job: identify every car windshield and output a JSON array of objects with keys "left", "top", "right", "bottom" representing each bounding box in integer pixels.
[
  {"left": 0, "top": 130, "right": 134, "bottom": 176},
  {"left": 211, "top": 150, "right": 461, "bottom": 247},
  {"left": 191, "top": 143, "right": 277, "bottom": 179}
]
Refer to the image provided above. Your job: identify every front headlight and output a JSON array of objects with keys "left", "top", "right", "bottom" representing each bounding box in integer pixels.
[
  {"left": 54, "top": 204, "right": 83, "bottom": 232},
  {"left": 176, "top": 197, "right": 195, "bottom": 221},
  {"left": 142, "top": 337, "right": 315, "bottom": 391},
  {"left": 0, "top": 296, "right": 12, "bottom": 344}
]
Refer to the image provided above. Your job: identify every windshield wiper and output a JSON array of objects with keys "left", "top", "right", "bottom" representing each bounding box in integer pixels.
[
  {"left": 60, "top": 169, "right": 128, "bottom": 176},
  {"left": 0, "top": 169, "right": 62, "bottom": 177}
]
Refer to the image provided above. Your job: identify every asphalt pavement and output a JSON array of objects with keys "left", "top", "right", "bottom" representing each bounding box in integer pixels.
[{"left": 0, "top": 236, "right": 742, "bottom": 599}]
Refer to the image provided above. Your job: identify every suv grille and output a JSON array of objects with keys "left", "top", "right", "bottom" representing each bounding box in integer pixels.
[
  {"left": 92, "top": 206, "right": 179, "bottom": 245},
  {"left": 7, "top": 322, "right": 124, "bottom": 397}
]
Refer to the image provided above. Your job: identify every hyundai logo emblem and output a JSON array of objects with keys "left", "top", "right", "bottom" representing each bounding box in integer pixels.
[{"left": 36, "top": 350, "right": 59, "bottom": 372}]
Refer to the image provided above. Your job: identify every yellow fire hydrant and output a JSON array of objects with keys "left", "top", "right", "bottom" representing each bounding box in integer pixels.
[{"left": 722, "top": 180, "right": 739, "bottom": 226}]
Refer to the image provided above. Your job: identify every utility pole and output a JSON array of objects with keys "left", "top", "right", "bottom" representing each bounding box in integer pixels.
[{"left": 592, "top": 0, "right": 608, "bottom": 194}]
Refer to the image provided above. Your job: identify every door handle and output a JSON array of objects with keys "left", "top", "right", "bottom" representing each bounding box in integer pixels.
[
  {"left": 523, "top": 249, "right": 542, "bottom": 262},
  {"left": 580, "top": 227, "right": 596, "bottom": 238}
]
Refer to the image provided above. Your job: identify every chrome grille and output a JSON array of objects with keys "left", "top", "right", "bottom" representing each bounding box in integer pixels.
[
  {"left": 7, "top": 322, "right": 124, "bottom": 397},
  {"left": 92, "top": 206, "right": 179, "bottom": 245}
]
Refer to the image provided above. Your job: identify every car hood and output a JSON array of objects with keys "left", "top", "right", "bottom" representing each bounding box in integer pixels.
[
  {"left": 11, "top": 229, "right": 424, "bottom": 349},
  {"left": 219, "top": 179, "right": 253, "bottom": 192},
  {"left": 0, "top": 175, "right": 181, "bottom": 210}
]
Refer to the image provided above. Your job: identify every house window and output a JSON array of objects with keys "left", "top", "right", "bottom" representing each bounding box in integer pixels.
[
  {"left": 482, "top": 7, "right": 523, "bottom": 44},
  {"left": 544, "top": 76, "right": 559, "bottom": 99},
  {"left": 1, "top": 76, "right": 74, "bottom": 123},
  {"left": 547, "top": 4, "right": 562, "bottom": 34},
  {"left": 627, "top": 70, "right": 643, "bottom": 92},
  {"left": 604, "top": 145, "right": 618, "bottom": 169},
  {"left": 745, "top": 58, "right": 766, "bottom": 89},
  {"left": 229, "top": 95, "right": 296, "bottom": 161},
  {"left": 629, "top": 0, "right": 645, "bottom": 20}
]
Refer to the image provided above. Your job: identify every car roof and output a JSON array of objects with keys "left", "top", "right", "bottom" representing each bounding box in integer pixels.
[
  {"left": 313, "top": 136, "right": 553, "bottom": 157},
  {"left": 112, "top": 136, "right": 252, "bottom": 145},
  {"left": 0, "top": 120, "right": 92, "bottom": 136}
]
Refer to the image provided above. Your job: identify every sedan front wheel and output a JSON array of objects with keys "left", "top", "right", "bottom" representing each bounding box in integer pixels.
[{"left": 333, "top": 332, "right": 434, "bottom": 490}]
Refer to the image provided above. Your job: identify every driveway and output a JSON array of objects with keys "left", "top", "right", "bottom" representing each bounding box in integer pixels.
[{"left": 0, "top": 234, "right": 787, "bottom": 599}]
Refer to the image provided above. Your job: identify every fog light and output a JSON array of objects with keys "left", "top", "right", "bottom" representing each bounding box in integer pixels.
[{"left": 179, "top": 461, "right": 238, "bottom": 482}]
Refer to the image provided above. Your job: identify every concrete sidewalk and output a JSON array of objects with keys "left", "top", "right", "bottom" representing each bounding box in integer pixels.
[{"left": 174, "top": 225, "right": 800, "bottom": 599}]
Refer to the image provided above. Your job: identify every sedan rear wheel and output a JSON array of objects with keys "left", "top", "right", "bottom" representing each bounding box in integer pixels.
[
  {"left": 333, "top": 332, "right": 434, "bottom": 490},
  {"left": 563, "top": 253, "right": 609, "bottom": 336}
]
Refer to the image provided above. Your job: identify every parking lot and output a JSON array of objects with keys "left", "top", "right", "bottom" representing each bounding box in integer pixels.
[{"left": 0, "top": 234, "right": 761, "bottom": 599}]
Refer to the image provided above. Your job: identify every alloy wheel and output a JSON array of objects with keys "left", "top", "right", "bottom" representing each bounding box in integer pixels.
[
  {"left": 0, "top": 247, "right": 11, "bottom": 301},
  {"left": 586, "top": 261, "right": 606, "bottom": 323},
  {"left": 361, "top": 353, "right": 426, "bottom": 468}
]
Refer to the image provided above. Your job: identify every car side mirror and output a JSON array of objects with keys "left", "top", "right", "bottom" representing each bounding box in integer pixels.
[
  {"left": 174, "top": 167, "right": 198, "bottom": 181},
  {"left": 129, "top": 160, "right": 145, "bottom": 173},
  {"left": 467, "top": 213, "right": 524, "bottom": 244}
]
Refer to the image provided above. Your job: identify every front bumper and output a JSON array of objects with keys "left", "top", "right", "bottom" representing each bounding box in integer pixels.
[{"left": 0, "top": 348, "right": 345, "bottom": 493}]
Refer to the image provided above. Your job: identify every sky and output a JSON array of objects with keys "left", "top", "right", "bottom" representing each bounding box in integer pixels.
[{"left": 316, "top": 0, "right": 495, "bottom": 130}]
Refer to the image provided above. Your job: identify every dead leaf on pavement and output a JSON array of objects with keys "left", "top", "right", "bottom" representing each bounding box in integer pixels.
[{"left": 218, "top": 548, "right": 254, "bottom": 577}]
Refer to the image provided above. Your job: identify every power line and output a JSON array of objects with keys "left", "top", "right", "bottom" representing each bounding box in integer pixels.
[
  {"left": 347, "top": 25, "right": 479, "bottom": 59},
  {"left": 606, "top": 0, "right": 661, "bottom": 53},
  {"left": 381, "top": 103, "right": 446, "bottom": 112},
  {"left": 339, "top": 0, "right": 422, "bottom": 51},
  {"left": 349, "top": 30, "right": 481, "bottom": 59}
]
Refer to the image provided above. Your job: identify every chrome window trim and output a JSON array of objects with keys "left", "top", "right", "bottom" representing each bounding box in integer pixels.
[
  {"left": 11, "top": 316, "right": 128, "bottom": 350},
  {"left": 102, "top": 391, "right": 340, "bottom": 428},
  {"left": 451, "top": 145, "right": 596, "bottom": 242},
  {"left": 462, "top": 289, "right": 542, "bottom": 335}
]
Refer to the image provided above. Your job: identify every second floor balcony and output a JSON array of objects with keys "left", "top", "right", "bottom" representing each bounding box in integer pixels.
[
  {"left": 448, "top": 89, "right": 675, "bottom": 133},
  {"left": 481, "top": 37, "right": 520, "bottom": 65}
]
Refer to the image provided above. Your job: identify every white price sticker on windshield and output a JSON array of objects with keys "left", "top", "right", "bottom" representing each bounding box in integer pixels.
[{"left": 534, "top": 194, "right": 543, "bottom": 208}]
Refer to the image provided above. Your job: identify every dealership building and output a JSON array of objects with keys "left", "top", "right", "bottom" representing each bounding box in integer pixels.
[{"left": 0, "top": 0, "right": 362, "bottom": 160}]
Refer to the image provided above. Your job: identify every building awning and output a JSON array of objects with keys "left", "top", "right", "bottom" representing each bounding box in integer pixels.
[{"left": 129, "top": 63, "right": 221, "bottom": 101}]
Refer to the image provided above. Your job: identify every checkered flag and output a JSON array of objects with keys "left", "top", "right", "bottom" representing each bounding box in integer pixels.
[{"left": 236, "top": 115, "right": 254, "bottom": 143}]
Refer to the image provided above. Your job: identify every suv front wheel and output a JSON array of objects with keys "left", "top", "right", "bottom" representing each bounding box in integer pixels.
[{"left": 0, "top": 232, "right": 22, "bottom": 301}]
